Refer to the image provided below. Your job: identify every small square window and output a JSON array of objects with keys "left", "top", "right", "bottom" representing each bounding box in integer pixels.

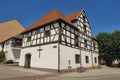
[
  {"left": 45, "top": 30, "right": 51, "bottom": 37},
  {"left": 27, "top": 36, "right": 31, "bottom": 42}
]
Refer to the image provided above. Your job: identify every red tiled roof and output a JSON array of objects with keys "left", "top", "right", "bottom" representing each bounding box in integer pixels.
[
  {"left": 66, "top": 10, "right": 83, "bottom": 21},
  {"left": 23, "top": 9, "right": 79, "bottom": 33}
]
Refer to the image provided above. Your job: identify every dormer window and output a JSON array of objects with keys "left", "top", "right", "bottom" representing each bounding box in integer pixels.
[{"left": 45, "top": 30, "right": 51, "bottom": 37}]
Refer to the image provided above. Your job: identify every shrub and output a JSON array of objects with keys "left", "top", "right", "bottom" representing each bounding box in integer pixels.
[
  {"left": 6, "top": 60, "right": 14, "bottom": 64},
  {"left": 0, "top": 50, "right": 5, "bottom": 62}
]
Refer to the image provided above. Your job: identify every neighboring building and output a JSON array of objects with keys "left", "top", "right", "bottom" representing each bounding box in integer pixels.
[
  {"left": 0, "top": 20, "right": 25, "bottom": 62},
  {"left": 0, "top": 44, "right": 3, "bottom": 51},
  {"left": 19, "top": 9, "right": 99, "bottom": 72}
]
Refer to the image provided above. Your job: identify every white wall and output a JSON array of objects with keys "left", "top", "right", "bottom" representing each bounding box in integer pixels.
[
  {"left": 60, "top": 45, "right": 99, "bottom": 70},
  {"left": 60, "top": 44, "right": 80, "bottom": 70},
  {"left": 19, "top": 43, "right": 99, "bottom": 70},
  {"left": 92, "top": 52, "right": 99, "bottom": 66},
  {"left": 19, "top": 43, "right": 58, "bottom": 70},
  {"left": 81, "top": 50, "right": 92, "bottom": 67},
  {"left": 4, "top": 43, "right": 15, "bottom": 61},
  {"left": 4, "top": 40, "right": 21, "bottom": 62}
]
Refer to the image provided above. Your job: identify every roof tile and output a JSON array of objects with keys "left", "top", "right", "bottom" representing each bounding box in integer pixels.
[
  {"left": 23, "top": 9, "right": 78, "bottom": 33},
  {"left": 67, "top": 10, "right": 83, "bottom": 21},
  {"left": 0, "top": 20, "right": 25, "bottom": 43}
]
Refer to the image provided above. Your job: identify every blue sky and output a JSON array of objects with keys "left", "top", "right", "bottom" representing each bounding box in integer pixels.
[{"left": 0, "top": 0, "right": 120, "bottom": 35}]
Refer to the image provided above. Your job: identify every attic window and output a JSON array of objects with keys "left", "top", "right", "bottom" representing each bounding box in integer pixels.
[
  {"left": 83, "top": 15, "right": 86, "bottom": 23},
  {"left": 45, "top": 30, "right": 51, "bottom": 37},
  {"left": 39, "top": 28, "right": 44, "bottom": 33},
  {"left": 32, "top": 31, "right": 37, "bottom": 36},
  {"left": 83, "top": 25, "right": 87, "bottom": 33},
  {"left": 27, "top": 36, "right": 31, "bottom": 42},
  {"left": 54, "top": 22, "right": 59, "bottom": 28}
]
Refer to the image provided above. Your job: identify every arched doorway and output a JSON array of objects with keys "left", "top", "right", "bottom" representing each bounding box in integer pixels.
[{"left": 24, "top": 54, "right": 31, "bottom": 68}]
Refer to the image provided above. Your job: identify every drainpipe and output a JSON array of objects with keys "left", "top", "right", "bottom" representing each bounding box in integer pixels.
[
  {"left": 79, "top": 32, "right": 83, "bottom": 68},
  {"left": 91, "top": 37, "right": 93, "bottom": 68},
  {"left": 58, "top": 21, "right": 61, "bottom": 72}
]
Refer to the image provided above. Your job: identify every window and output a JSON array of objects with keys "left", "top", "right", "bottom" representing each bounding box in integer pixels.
[
  {"left": 75, "top": 35, "right": 79, "bottom": 46},
  {"left": 11, "top": 39, "right": 22, "bottom": 47},
  {"left": 93, "top": 43, "right": 96, "bottom": 50},
  {"left": 66, "top": 26, "right": 70, "bottom": 31},
  {"left": 85, "top": 56, "right": 89, "bottom": 63},
  {"left": 94, "top": 57, "right": 97, "bottom": 63},
  {"left": 5, "top": 41, "right": 9, "bottom": 46},
  {"left": 71, "top": 28, "right": 74, "bottom": 33},
  {"left": 75, "top": 54, "right": 80, "bottom": 63},
  {"left": 83, "top": 25, "right": 87, "bottom": 33},
  {"left": 32, "top": 31, "right": 37, "bottom": 36},
  {"left": 84, "top": 39, "right": 87, "bottom": 47},
  {"left": 39, "top": 28, "right": 44, "bottom": 33},
  {"left": 45, "top": 30, "right": 51, "bottom": 37},
  {"left": 27, "top": 36, "right": 31, "bottom": 42},
  {"left": 24, "top": 34, "right": 27, "bottom": 38},
  {"left": 83, "top": 15, "right": 86, "bottom": 23}
]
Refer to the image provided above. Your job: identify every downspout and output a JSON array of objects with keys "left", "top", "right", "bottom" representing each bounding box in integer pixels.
[
  {"left": 58, "top": 21, "right": 61, "bottom": 72},
  {"left": 91, "top": 37, "right": 93, "bottom": 68},
  {"left": 79, "top": 32, "right": 83, "bottom": 68}
]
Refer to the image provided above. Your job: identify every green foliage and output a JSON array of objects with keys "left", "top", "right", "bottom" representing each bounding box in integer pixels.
[
  {"left": 96, "top": 30, "right": 120, "bottom": 66},
  {"left": 6, "top": 60, "right": 14, "bottom": 64},
  {"left": 0, "top": 50, "right": 5, "bottom": 62}
]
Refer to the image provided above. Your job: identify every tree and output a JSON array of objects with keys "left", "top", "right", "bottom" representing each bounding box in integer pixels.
[
  {"left": 0, "top": 50, "right": 5, "bottom": 62},
  {"left": 96, "top": 30, "right": 120, "bottom": 66}
]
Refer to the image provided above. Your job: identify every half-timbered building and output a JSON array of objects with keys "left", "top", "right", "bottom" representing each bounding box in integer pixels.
[{"left": 19, "top": 9, "right": 99, "bottom": 71}]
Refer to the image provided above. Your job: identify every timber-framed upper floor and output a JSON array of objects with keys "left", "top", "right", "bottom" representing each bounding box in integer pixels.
[{"left": 22, "top": 9, "right": 98, "bottom": 53}]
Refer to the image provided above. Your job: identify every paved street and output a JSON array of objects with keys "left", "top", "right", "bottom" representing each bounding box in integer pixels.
[
  {"left": 38, "top": 66, "right": 120, "bottom": 80},
  {"left": 0, "top": 64, "right": 50, "bottom": 80},
  {"left": 39, "top": 74, "right": 120, "bottom": 80},
  {"left": 0, "top": 65, "right": 120, "bottom": 80}
]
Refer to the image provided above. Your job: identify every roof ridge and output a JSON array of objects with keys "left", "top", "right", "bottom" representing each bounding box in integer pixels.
[
  {"left": 0, "top": 19, "right": 18, "bottom": 24},
  {"left": 52, "top": 9, "right": 72, "bottom": 22}
]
